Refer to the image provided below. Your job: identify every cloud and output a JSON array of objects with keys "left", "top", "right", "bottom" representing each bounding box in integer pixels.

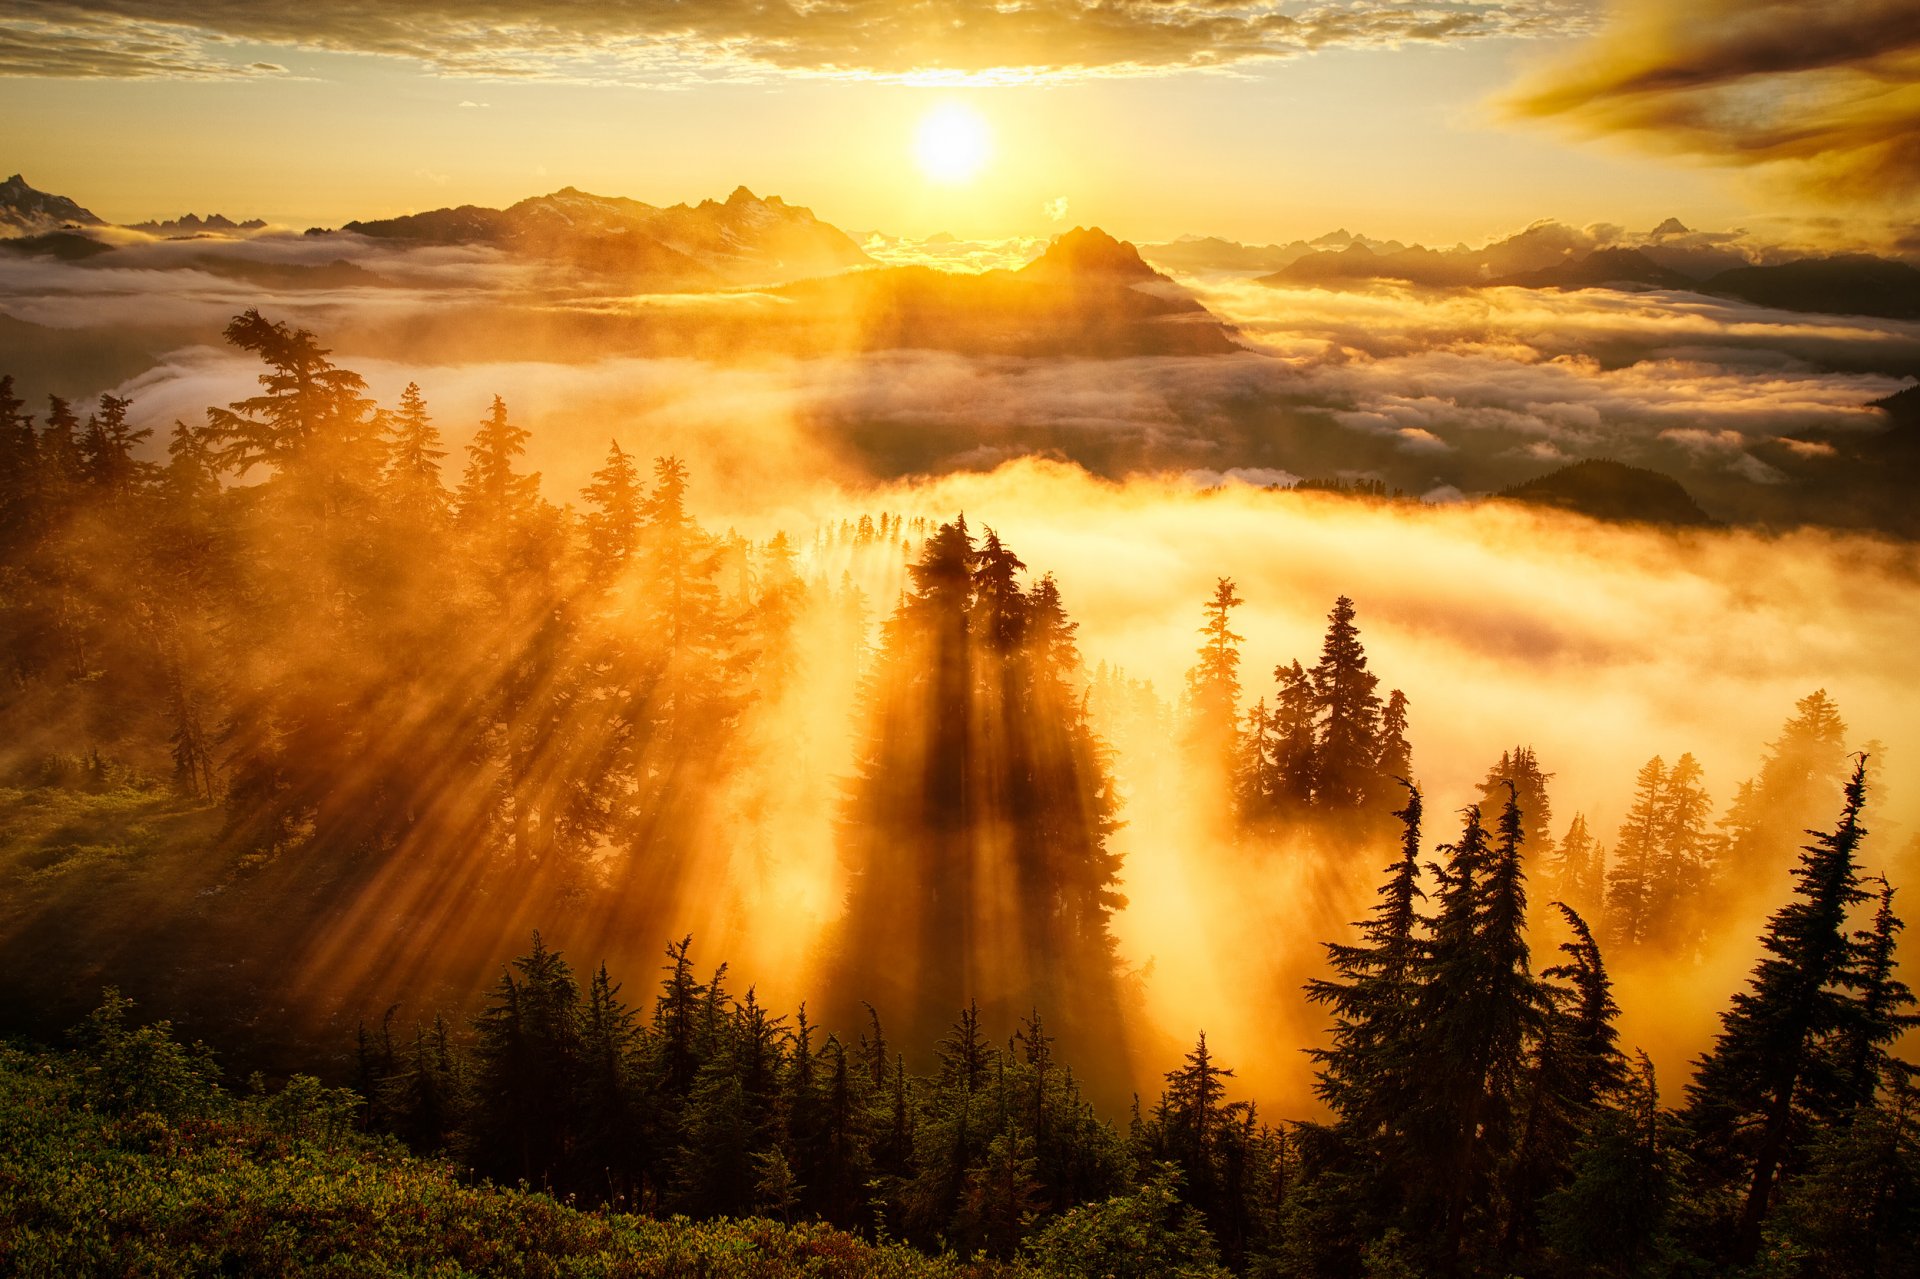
[
  {"left": 1508, "top": 0, "right": 1920, "bottom": 208},
  {"left": 3, "top": 1, "right": 1593, "bottom": 82},
  {"left": 1044, "top": 196, "right": 1070, "bottom": 223}
]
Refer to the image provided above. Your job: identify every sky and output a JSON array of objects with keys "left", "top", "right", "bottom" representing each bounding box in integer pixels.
[{"left": 3, "top": 0, "right": 1915, "bottom": 244}]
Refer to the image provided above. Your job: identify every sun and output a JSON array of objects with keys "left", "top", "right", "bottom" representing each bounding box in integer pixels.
[{"left": 914, "top": 102, "right": 993, "bottom": 185}]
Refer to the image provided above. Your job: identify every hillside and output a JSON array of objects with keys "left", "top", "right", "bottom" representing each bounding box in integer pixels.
[
  {"left": 1498, "top": 458, "right": 1716, "bottom": 527},
  {"left": 0, "top": 1038, "right": 1010, "bottom": 1278},
  {"left": 770, "top": 226, "right": 1240, "bottom": 356}
]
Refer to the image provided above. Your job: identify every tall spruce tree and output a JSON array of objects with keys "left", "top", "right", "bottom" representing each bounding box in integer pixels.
[
  {"left": 1310, "top": 595, "right": 1382, "bottom": 812},
  {"left": 1306, "top": 781, "right": 1426, "bottom": 1148},
  {"left": 1683, "top": 757, "right": 1876, "bottom": 1262},
  {"left": 1185, "top": 578, "right": 1245, "bottom": 772}
]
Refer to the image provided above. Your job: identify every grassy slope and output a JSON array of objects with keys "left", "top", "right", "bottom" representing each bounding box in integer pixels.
[{"left": 0, "top": 1043, "right": 1010, "bottom": 1279}]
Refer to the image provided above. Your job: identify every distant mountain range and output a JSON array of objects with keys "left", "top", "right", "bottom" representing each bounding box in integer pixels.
[
  {"left": 329, "top": 184, "right": 873, "bottom": 287},
  {"left": 129, "top": 213, "right": 268, "bottom": 236},
  {"left": 1135, "top": 218, "right": 1920, "bottom": 322},
  {"left": 0, "top": 175, "right": 872, "bottom": 288}
]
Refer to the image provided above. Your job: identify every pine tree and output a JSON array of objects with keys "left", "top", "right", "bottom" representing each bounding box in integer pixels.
[
  {"left": 203, "top": 309, "right": 376, "bottom": 492},
  {"left": 1476, "top": 746, "right": 1553, "bottom": 875},
  {"left": 1652, "top": 751, "right": 1714, "bottom": 951},
  {"left": 1184, "top": 578, "right": 1244, "bottom": 769},
  {"left": 468, "top": 932, "right": 583, "bottom": 1187},
  {"left": 1605, "top": 756, "right": 1666, "bottom": 952},
  {"left": 1269, "top": 660, "right": 1318, "bottom": 812},
  {"left": 1375, "top": 688, "right": 1412, "bottom": 794},
  {"left": 381, "top": 381, "right": 448, "bottom": 524},
  {"left": 1306, "top": 781, "right": 1426, "bottom": 1148},
  {"left": 456, "top": 395, "right": 541, "bottom": 531},
  {"left": 1684, "top": 758, "right": 1876, "bottom": 1262},
  {"left": 1836, "top": 879, "right": 1918, "bottom": 1110},
  {"left": 1411, "top": 789, "right": 1543, "bottom": 1258},
  {"left": 79, "top": 394, "right": 152, "bottom": 498},
  {"left": 1310, "top": 596, "right": 1382, "bottom": 811},
  {"left": 1551, "top": 813, "right": 1605, "bottom": 919},
  {"left": 582, "top": 438, "right": 642, "bottom": 580}
]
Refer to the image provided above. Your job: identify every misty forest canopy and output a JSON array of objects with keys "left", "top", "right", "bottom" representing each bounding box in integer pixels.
[{"left": 0, "top": 312, "right": 1915, "bottom": 1278}]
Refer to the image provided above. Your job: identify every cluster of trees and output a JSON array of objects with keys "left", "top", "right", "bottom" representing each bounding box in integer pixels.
[
  {"left": 829, "top": 517, "right": 1129, "bottom": 1061},
  {"left": 1507, "top": 690, "right": 1870, "bottom": 967},
  {"left": 351, "top": 760, "right": 1913, "bottom": 1276},
  {"left": 1183, "top": 583, "right": 1412, "bottom": 832},
  {"left": 356, "top": 932, "right": 1140, "bottom": 1260},
  {"left": 1293, "top": 758, "right": 1916, "bottom": 1275}
]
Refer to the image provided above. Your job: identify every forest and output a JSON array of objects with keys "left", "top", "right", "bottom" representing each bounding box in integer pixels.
[{"left": 0, "top": 311, "right": 1915, "bottom": 1277}]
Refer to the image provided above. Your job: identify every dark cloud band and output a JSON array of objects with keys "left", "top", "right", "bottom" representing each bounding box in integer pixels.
[
  {"left": 1511, "top": 0, "right": 1920, "bottom": 206},
  {"left": 4, "top": 0, "right": 1588, "bottom": 81}
]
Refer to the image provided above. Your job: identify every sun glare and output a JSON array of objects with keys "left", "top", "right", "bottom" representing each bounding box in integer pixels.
[{"left": 914, "top": 102, "right": 992, "bottom": 184}]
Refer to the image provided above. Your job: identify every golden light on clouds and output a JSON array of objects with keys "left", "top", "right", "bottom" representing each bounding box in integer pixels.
[{"left": 914, "top": 101, "right": 993, "bottom": 184}]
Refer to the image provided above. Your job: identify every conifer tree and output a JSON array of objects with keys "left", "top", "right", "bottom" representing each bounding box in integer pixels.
[
  {"left": 582, "top": 438, "right": 643, "bottom": 580},
  {"left": 1605, "top": 755, "right": 1666, "bottom": 952},
  {"left": 1269, "top": 660, "right": 1318, "bottom": 812},
  {"left": 1375, "top": 688, "right": 1412, "bottom": 795},
  {"left": 1836, "top": 879, "right": 1918, "bottom": 1109},
  {"left": 1310, "top": 595, "right": 1382, "bottom": 811},
  {"left": 380, "top": 381, "right": 448, "bottom": 524},
  {"left": 1476, "top": 746, "right": 1553, "bottom": 872},
  {"left": 1306, "top": 781, "right": 1426, "bottom": 1149},
  {"left": 1551, "top": 813, "right": 1605, "bottom": 919},
  {"left": 79, "top": 394, "right": 152, "bottom": 499},
  {"left": 1184, "top": 578, "right": 1244, "bottom": 769},
  {"left": 203, "top": 309, "right": 377, "bottom": 498},
  {"left": 1684, "top": 758, "right": 1876, "bottom": 1262},
  {"left": 456, "top": 395, "right": 541, "bottom": 531},
  {"left": 468, "top": 932, "right": 583, "bottom": 1186}
]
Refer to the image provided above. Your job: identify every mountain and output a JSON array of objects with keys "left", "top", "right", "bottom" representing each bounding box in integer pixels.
[
  {"left": 1, "top": 174, "right": 104, "bottom": 237},
  {"left": 1495, "top": 248, "right": 1697, "bottom": 291},
  {"left": 129, "top": 213, "right": 268, "bottom": 236},
  {"left": 1499, "top": 459, "right": 1715, "bottom": 527},
  {"left": 1017, "top": 225, "right": 1159, "bottom": 282},
  {"left": 0, "top": 231, "right": 115, "bottom": 261},
  {"left": 768, "top": 226, "right": 1240, "bottom": 357},
  {"left": 1703, "top": 255, "right": 1920, "bottom": 321},
  {"left": 334, "top": 184, "right": 873, "bottom": 286}
]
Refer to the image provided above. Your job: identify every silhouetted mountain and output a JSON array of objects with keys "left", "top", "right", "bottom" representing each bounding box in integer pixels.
[
  {"left": 335, "top": 184, "right": 872, "bottom": 286},
  {"left": 1499, "top": 459, "right": 1715, "bottom": 527},
  {"left": 1704, "top": 255, "right": 1920, "bottom": 320},
  {"left": 0, "top": 174, "right": 104, "bottom": 236},
  {"left": 1017, "top": 226, "right": 1158, "bottom": 281},
  {"left": 185, "top": 256, "right": 389, "bottom": 289},
  {"left": 1651, "top": 217, "right": 1692, "bottom": 237},
  {"left": 1496, "top": 248, "right": 1697, "bottom": 291},
  {"left": 0, "top": 231, "right": 114, "bottom": 261},
  {"left": 129, "top": 213, "right": 269, "bottom": 236},
  {"left": 769, "top": 227, "right": 1239, "bottom": 357}
]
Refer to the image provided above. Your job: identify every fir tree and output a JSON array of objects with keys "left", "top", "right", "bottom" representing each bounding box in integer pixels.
[
  {"left": 1310, "top": 595, "right": 1382, "bottom": 811},
  {"left": 1184, "top": 578, "right": 1244, "bottom": 768},
  {"left": 1684, "top": 758, "right": 1876, "bottom": 1262}
]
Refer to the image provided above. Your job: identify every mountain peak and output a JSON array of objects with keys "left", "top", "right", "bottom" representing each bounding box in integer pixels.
[
  {"left": 1652, "top": 216, "right": 1691, "bottom": 237},
  {"left": 727, "top": 185, "right": 759, "bottom": 206},
  {"left": 1, "top": 173, "right": 104, "bottom": 235},
  {"left": 1022, "top": 226, "right": 1157, "bottom": 280}
]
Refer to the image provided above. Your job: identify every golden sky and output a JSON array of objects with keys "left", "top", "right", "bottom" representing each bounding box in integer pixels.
[{"left": 2, "top": 1, "right": 1914, "bottom": 242}]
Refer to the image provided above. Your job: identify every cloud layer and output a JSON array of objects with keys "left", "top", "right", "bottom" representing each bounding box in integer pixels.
[{"left": 6, "top": 0, "right": 1588, "bottom": 81}]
